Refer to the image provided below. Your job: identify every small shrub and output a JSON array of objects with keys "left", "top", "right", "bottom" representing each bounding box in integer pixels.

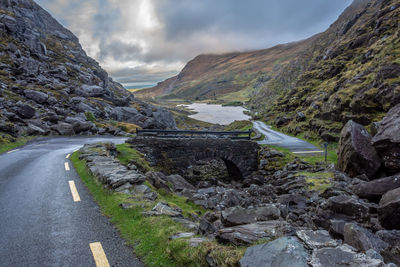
[{"left": 85, "top": 111, "right": 95, "bottom": 122}]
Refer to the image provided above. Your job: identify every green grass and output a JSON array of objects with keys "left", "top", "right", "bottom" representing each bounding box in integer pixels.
[
  {"left": 295, "top": 171, "right": 333, "bottom": 192},
  {"left": 0, "top": 135, "right": 36, "bottom": 154},
  {"left": 70, "top": 151, "right": 247, "bottom": 266},
  {"left": 116, "top": 144, "right": 153, "bottom": 173}
]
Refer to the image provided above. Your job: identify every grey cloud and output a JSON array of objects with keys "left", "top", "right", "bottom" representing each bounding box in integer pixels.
[
  {"left": 110, "top": 66, "right": 178, "bottom": 84},
  {"left": 36, "top": 0, "right": 352, "bottom": 85},
  {"left": 156, "top": 0, "right": 351, "bottom": 42}
]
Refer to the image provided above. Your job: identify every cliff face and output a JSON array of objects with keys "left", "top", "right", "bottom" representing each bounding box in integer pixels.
[
  {"left": 0, "top": 0, "right": 176, "bottom": 140},
  {"left": 138, "top": 0, "right": 399, "bottom": 141},
  {"left": 255, "top": 0, "right": 400, "bottom": 141}
]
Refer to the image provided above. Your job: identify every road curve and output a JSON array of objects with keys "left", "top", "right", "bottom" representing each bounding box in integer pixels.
[
  {"left": 253, "top": 121, "right": 322, "bottom": 152},
  {"left": 0, "top": 137, "right": 143, "bottom": 267}
]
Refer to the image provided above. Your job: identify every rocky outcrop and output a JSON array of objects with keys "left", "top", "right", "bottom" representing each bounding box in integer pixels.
[
  {"left": 372, "top": 104, "right": 400, "bottom": 174},
  {"left": 0, "top": 0, "right": 175, "bottom": 140},
  {"left": 378, "top": 187, "right": 400, "bottom": 230},
  {"left": 353, "top": 174, "right": 400, "bottom": 202},
  {"left": 337, "top": 120, "right": 381, "bottom": 178}
]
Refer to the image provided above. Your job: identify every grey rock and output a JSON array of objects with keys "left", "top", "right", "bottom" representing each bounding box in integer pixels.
[
  {"left": 166, "top": 174, "right": 195, "bottom": 192},
  {"left": 15, "top": 103, "right": 36, "bottom": 119},
  {"left": 296, "top": 111, "right": 306, "bottom": 122},
  {"left": 296, "top": 229, "right": 339, "bottom": 249},
  {"left": 372, "top": 103, "right": 400, "bottom": 173},
  {"left": 378, "top": 187, "right": 400, "bottom": 230},
  {"left": 239, "top": 237, "right": 308, "bottom": 267},
  {"left": 51, "top": 122, "right": 74, "bottom": 135},
  {"left": 114, "top": 182, "right": 133, "bottom": 193},
  {"left": 169, "top": 232, "right": 194, "bottom": 240},
  {"left": 221, "top": 205, "right": 281, "bottom": 227},
  {"left": 143, "top": 192, "right": 158, "bottom": 201},
  {"left": 353, "top": 174, "right": 400, "bottom": 202},
  {"left": 189, "top": 237, "right": 207, "bottom": 247},
  {"left": 26, "top": 123, "right": 46, "bottom": 135},
  {"left": 376, "top": 230, "right": 400, "bottom": 246},
  {"left": 24, "top": 89, "right": 48, "bottom": 104},
  {"left": 65, "top": 116, "right": 93, "bottom": 134},
  {"left": 76, "top": 84, "right": 108, "bottom": 97},
  {"left": 134, "top": 184, "right": 151, "bottom": 194},
  {"left": 145, "top": 172, "right": 171, "bottom": 192},
  {"left": 216, "top": 220, "right": 290, "bottom": 245},
  {"left": 328, "top": 195, "right": 369, "bottom": 219},
  {"left": 344, "top": 223, "right": 388, "bottom": 252},
  {"left": 310, "top": 244, "right": 387, "bottom": 267},
  {"left": 145, "top": 202, "right": 182, "bottom": 217},
  {"left": 337, "top": 120, "right": 381, "bottom": 178},
  {"left": 172, "top": 218, "right": 199, "bottom": 231}
]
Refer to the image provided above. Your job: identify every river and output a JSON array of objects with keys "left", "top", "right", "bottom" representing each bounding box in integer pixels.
[
  {"left": 181, "top": 103, "right": 322, "bottom": 153},
  {"left": 183, "top": 103, "right": 251, "bottom": 125}
]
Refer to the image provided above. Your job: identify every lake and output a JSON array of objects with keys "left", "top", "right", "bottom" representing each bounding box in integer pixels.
[{"left": 182, "top": 103, "right": 251, "bottom": 125}]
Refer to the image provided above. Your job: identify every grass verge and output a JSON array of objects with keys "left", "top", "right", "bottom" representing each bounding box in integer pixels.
[
  {"left": 116, "top": 143, "right": 153, "bottom": 173},
  {"left": 70, "top": 151, "right": 246, "bottom": 266},
  {"left": 0, "top": 135, "right": 36, "bottom": 154}
]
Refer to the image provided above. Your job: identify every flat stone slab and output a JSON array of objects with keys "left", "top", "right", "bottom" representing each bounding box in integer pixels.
[{"left": 240, "top": 237, "right": 308, "bottom": 267}]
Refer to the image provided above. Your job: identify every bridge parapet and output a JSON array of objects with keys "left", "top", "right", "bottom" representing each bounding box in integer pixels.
[{"left": 127, "top": 137, "right": 259, "bottom": 179}]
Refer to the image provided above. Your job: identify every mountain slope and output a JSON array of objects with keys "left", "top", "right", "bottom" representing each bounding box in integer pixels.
[
  {"left": 0, "top": 0, "right": 175, "bottom": 142},
  {"left": 136, "top": 36, "right": 318, "bottom": 101},
  {"left": 138, "top": 0, "right": 399, "bottom": 141},
  {"left": 254, "top": 0, "right": 400, "bottom": 141}
]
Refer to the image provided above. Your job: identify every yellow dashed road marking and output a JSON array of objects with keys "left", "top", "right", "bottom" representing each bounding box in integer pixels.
[
  {"left": 90, "top": 242, "right": 110, "bottom": 267},
  {"left": 65, "top": 162, "right": 70, "bottom": 171},
  {"left": 66, "top": 154, "right": 70, "bottom": 159},
  {"left": 68, "top": 181, "right": 81, "bottom": 202},
  {"left": 7, "top": 149, "right": 20, "bottom": 154}
]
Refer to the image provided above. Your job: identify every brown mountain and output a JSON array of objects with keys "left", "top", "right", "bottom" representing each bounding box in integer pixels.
[{"left": 138, "top": 0, "right": 400, "bottom": 141}]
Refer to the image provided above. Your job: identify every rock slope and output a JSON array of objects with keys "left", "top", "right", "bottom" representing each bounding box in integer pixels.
[{"left": 0, "top": 0, "right": 175, "bottom": 141}]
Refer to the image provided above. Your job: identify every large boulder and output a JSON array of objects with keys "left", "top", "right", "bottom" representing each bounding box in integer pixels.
[
  {"left": 353, "top": 174, "right": 400, "bottom": 202},
  {"left": 24, "top": 90, "right": 48, "bottom": 104},
  {"left": 337, "top": 120, "right": 381, "bottom": 178},
  {"left": 343, "top": 223, "right": 388, "bottom": 252},
  {"left": 216, "top": 221, "right": 290, "bottom": 245},
  {"left": 378, "top": 187, "right": 400, "bottom": 230},
  {"left": 65, "top": 116, "right": 93, "bottom": 134},
  {"left": 239, "top": 237, "right": 308, "bottom": 267},
  {"left": 14, "top": 103, "right": 36, "bottom": 119},
  {"left": 372, "top": 104, "right": 400, "bottom": 174},
  {"left": 328, "top": 195, "right": 370, "bottom": 219},
  {"left": 165, "top": 174, "right": 195, "bottom": 192},
  {"left": 221, "top": 205, "right": 280, "bottom": 227},
  {"left": 51, "top": 122, "right": 74, "bottom": 135}
]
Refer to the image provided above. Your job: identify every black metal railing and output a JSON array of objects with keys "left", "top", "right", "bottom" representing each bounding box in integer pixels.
[{"left": 136, "top": 129, "right": 252, "bottom": 140}]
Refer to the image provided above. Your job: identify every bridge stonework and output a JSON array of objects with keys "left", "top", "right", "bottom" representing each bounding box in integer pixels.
[{"left": 127, "top": 137, "right": 260, "bottom": 179}]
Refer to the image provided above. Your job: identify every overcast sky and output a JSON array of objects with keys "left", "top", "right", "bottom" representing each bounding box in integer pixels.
[{"left": 36, "top": 0, "right": 352, "bottom": 87}]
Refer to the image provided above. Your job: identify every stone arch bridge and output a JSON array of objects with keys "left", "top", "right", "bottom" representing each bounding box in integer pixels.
[{"left": 127, "top": 137, "right": 260, "bottom": 179}]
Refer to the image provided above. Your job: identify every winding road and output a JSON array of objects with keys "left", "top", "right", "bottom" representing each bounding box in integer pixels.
[
  {"left": 253, "top": 121, "right": 323, "bottom": 154},
  {"left": 0, "top": 137, "right": 143, "bottom": 267}
]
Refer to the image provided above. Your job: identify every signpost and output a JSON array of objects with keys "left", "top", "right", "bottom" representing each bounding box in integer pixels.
[{"left": 323, "top": 142, "right": 328, "bottom": 163}]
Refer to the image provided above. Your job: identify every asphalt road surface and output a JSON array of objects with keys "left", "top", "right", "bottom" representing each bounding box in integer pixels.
[
  {"left": 253, "top": 121, "right": 324, "bottom": 154},
  {"left": 0, "top": 137, "right": 143, "bottom": 267}
]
